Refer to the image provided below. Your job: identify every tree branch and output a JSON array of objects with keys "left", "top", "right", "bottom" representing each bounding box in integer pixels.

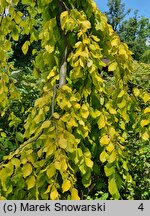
[
  {"left": 0, "top": 8, "right": 6, "bottom": 26},
  {"left": 59, "top": 45, "right": 68, "bottom": 87},
  {"left": 58, "top": 0, "right": 69, "bottom": 88}
]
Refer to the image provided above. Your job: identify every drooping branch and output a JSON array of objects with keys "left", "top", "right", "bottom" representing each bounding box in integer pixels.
[
  {"left": 59, "top": 45, "right": 68, "bottom": 87},
  {"left": 58, "top": 0, "right": 69, "bottom": 88},
  {"left": 0, "top": 8, "right": 6, "bottom": 26}
]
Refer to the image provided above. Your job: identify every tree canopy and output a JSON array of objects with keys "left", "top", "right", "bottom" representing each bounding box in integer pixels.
[{"left": 105, "top": 0, "right": 150, "bottom": 62}]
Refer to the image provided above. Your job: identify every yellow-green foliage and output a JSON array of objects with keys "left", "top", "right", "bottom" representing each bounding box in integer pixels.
[
  {"left": 132, "top": 61, "right": 150, "bottom": 90},
  {"left": 0, "top": 0, "right": 150, "bottom": 200}
]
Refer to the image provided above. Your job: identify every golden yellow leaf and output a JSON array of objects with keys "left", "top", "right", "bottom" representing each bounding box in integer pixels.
[
  {"left": 71, "top": 188, "right": 80, "bottom": 200},
  {"left": 109, "top": 127, "right": 116, "bottom": 139},
  {"left": 85, "top": 158, "right": 93, "bottom": 168},
  {"left": 141, "top": 132, "right": 149, "bottom": 140},
  {"left": 141, "top": 119, "right": 149, "bottom": 127},
  {"left": 120, "top": 121, "right": 125, "bottom": 130},
  {"left": 144, "top": 107, "right": 150, "bottom": 114},
  {"left": 45, "top": 45, "right": 54, "bottom": 53},
  {"left": 91, "top": 35, "right": 100, "bottom": 42},
  {"left": 108, "top": 178, "right": 118, "bottom": 195},
  {"left": 100, "top": 135, "right": 110, "bottom": 145},
  {"left": 133, "top": 88, "right": 140, "bottom": 97},
  {"left": 22, "top": 41, "right": 30, "bottom": 55},
  {"left": 41, "top": 120, "right": 51, "bottom": 129},
  {"left": 120, "top": 49, "right": 126, "bottom": 56},
  {"left": 47, "top": 69, "right": 55, "bottom": 80},
  {"left": 117, "top": 99, "right": 126, "bottom": 109},
  {"left": 22, "top": 163, "right": 32, "bottom": 178},
  {"left": 62, "top": 179, "right": 71, "bottom": 193},
  {"left": 54, "top": 161, "right": 61, "bottom": 170},
  {"left": 26, "top": 175, "right": 35, "bottom": 190},
  {"left": 81, "top": 104, "right": 89, "bottom": 119},
  {"left": 97, "top": 114, "right": 106, "bottom": 129},
  {"left": 111, "top": 38, "right": 119, "bottom": 46},
  {"left": 118, "top": 90, "right": 125, "bottom": 98},
  {"left": 53, "top": 112, "right": 60, "bottom": 119},
  {"left": 108, "top": 62, "right": 118, "bottom": 71},
  {"left": 108, "top": 151, "right": 117, "bottom": 163},
  {"left": 143, "top": 93, "right": 150, "bottom": 103},
  {"left": 11, "top": 158, "right": 20, "bottom": 168},
  {"left": 109, "top": 107, "right": 117, "bottom": 114},
  {"left": 60, "top": 11, "right": 68, "bottom": 20},
  {"left": 58, "top": 136, "right": 68, "bottom": 149},
  {"left": 46, "top": 164, "right": 56, "bottom": 179},
  {"left": 44, "top": 185, "right": 52, "bottom": 194},
  {"left": 100, "top": 150, "right": 108, "bottom": 163},
  {"left": 106, "top": 143, "right": 114, "bottom": 152},
  {"left": 50, "top": 189, "right": 59, "bottom": 200}
]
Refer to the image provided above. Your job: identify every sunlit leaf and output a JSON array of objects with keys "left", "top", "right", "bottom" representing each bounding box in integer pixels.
[
  {"left": 71, "top": 188, "right": 80, "bottom": 200},
  {"left": 108, "top": 62, "right": 118, "bottom": 71},
  {"left": 108, "top": 177, "right": 118, "bottom": 195},
  {"left": 100, "top": 135, "right": 110, "bottom": 145},
  {"left": 50, "top": 189, "right": 59, "bottom": 200},
  {"left": 22, "top": 163, "right": 32, "bottom": 178},
  {"left": 26, "top": 175, "right": 35, "bottom": 190},
  {"left": 62, "top": 179, "right": 71, "bottom": 193},
  {"left": 22, "top": 41, "right": 30, "bottom": 55}
]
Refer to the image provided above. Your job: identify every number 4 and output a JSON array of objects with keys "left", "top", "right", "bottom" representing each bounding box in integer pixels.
[{"left": 138, "top": 203, "right": 144, "bottom": 211}]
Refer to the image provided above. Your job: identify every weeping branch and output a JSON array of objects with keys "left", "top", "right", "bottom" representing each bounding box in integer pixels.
[
  {"left": 58, "top": 0, "right": 69, "bottom": 88},
  {"left": 0, "top": 8, "right": 6, "bottom": 26},
  {"left": 59, "top": 45, "right": 68, "bottom": 87}
]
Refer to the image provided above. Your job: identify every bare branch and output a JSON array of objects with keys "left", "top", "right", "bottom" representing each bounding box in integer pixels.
[{"left": 59, "top": 45, "right": 68, "bottom": 87}]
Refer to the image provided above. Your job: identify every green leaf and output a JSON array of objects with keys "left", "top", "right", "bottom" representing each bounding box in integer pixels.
[
  {"left": 16, "top": 132, "right": 24, "bottom": 142},
  {"left": 1, "top": 132, "right": 6, "bottom": 137},
  {"left": 104, "top": 165, "right": 115, "bottom": 177}
]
